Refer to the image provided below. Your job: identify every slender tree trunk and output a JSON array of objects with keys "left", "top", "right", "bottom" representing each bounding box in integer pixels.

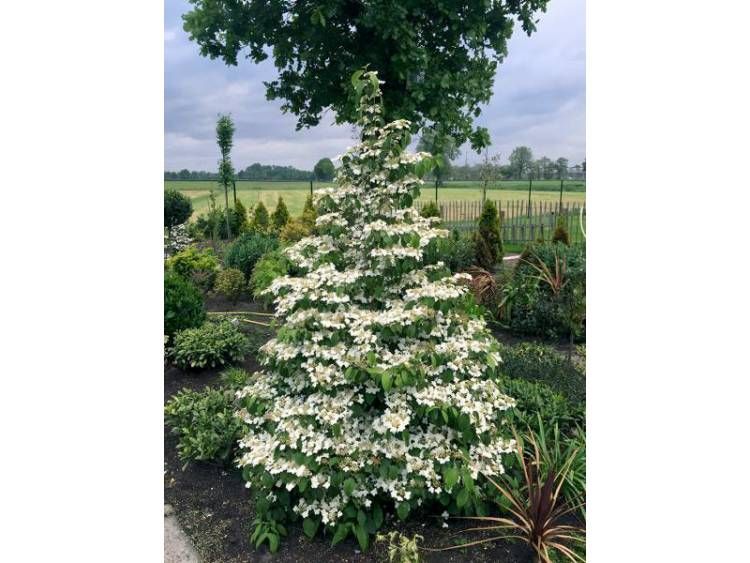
[
  {"left": 310, "top": 179, "right": 313, "bottom": 197},
  {"left": 224, "top": 181, "right": 232, "bottom": 239},
  {"left": 232, "top": 180, "right": 237, "bottom": 205},
  {"left": 527, "top": 177, "right": 532, "bottom": 220},
  {"left": 559, "top": 178, "right": 564, "bottom": 211},
  {"left": 435, "top": 177, "right": 438, "bottom": 202}
]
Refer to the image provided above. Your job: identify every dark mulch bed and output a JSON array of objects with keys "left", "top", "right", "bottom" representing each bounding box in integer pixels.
[{"left": 164, "top": 297, "right": 534, "bottom": 562}]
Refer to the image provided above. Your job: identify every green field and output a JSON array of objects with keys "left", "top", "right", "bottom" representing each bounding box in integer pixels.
[{"left": 165, "top": 180, "right": 586, "bottom": 218}]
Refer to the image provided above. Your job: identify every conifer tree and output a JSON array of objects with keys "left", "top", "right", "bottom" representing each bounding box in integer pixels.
[
  {"left": 250, "top": 201, "right": 270, "bottom": 233},
  {"left": 271, "top": 196, "right": 291, "bottom": 232},
  {"left": 474, "top": 199, "right": 502, "bottom": 270},
  {"left": 301, "top": 194, "right": 317, "bottom": 230},
  {"left": 236, "top": 71, "right": 515, "bottom": 552}
]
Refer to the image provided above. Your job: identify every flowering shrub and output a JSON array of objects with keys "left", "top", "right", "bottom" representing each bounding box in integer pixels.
[
  {"left": 171, "top": 320, "right": 247, "bottom": 370},
  {"left": 235, "top": 72, "right": 516, "bottom": 552},
  {"left": 164, "top": 223, "right": 193, "bottom": 257}
]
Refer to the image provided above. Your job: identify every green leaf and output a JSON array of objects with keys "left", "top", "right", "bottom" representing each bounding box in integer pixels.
[
  {"left": 269, "top": 532, "right": 279, "bottom": 553},
  {"left": 353, "top": 523, "right": 369, "bottom": 551},
  {"left": 456, "top": 488, "right": 469, "bottom": 508},
  {"left": 443, "top": 466, "right": 459, "bottom": 489},
  {"left": 381, "top": 371, "right": 393, "bottom": 392},
  {"left": 396, "top": 501, "right": 410, "bottom": 521},
  {"left": 331, "top": 523, "right": 350, "bottom": 546},
  {"left": 372, "top": 504, "right": 384, "bottom": 529},
  {"left": 344, "top": 478, "right": 356, "bottom": 496},
  {"left": 303, "top": 517, "right": 319, "bottom": 539}
]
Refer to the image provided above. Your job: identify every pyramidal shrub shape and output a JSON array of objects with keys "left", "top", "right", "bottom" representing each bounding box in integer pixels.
[{"left": 236, "top": 71, "right": 516, "bottom": 548}]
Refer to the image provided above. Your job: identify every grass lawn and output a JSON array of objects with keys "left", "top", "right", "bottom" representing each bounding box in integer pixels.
[{"left": 166, "top": 180, "right": 585, "bottom": 218}]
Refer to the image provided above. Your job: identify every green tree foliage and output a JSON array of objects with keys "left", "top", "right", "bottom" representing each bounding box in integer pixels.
[
  {"left": 164, "top": 188, "right": 193, "bottom": 228},
  {"left": 509, "top": 146, "right": 534, "bottom": 180},
  {"left": 191, "top": 198, "right": 248, "bottom": 240},
  {"left": 271, "top": 196, "right": 291, "bottom": 231},
  {"left": 416, "top": 129, "right": 459, "bottom": 187},
  {"left": 250, "top": 201, "right": 270, "bottom": 233},
  {"left": 216, "top": 114, "right": 236, "bottom": 237},
  {"left": 313, "top": 157, "right": 335, "bottom": 182},
  {"left": 555, "top": 157, "right": 569, "bottom": 179},
  {"left": 474, "top": 199, "right": 502, "bottom": 270},
  {"left": 183, "top": 0, "right": 550, "bottom": 150}
]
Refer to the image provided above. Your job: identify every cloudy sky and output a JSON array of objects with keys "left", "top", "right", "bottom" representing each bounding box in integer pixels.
[{"left": 165, "top": 0, "right": 585, "bottom": 171}]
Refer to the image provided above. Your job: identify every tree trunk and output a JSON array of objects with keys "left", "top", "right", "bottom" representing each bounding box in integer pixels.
[
  {"left": 232, "top": 180, "right": 237, "bottom": 205},
  {"left": 224, "top": 183, "right": 232, "bottom": 239},
  {"left": 527, "top": 177, "right": 532, "bottom": 219}
]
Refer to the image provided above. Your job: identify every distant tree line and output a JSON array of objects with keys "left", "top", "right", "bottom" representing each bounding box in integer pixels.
[
  {"left": 446, "top": 155, "right": 585, "bottom": 182},
  {"left": 165, "top": 159, "right": 338, "bottom": 182},
  {"left": 165, "top": 163, "right": 313, "bottom": 181}
]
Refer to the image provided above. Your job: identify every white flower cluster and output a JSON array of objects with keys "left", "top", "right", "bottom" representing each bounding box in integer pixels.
[
  {"left": 236, "top": 71, "right": 515, "bottom": 531},
  {"left": 164, "top": 223, "right": 192, "bottom": 257}
]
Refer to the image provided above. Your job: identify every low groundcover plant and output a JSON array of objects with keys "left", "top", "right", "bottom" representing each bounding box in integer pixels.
[
  {"left": 234, "top": 71, "right": 516, "bottom": 552},
  {"left": 171, "top": 320, "right": 247, "bottom": 370}
]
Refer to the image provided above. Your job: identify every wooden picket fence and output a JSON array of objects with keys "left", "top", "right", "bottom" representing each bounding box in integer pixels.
[{"left": 415, "top": 199, "right": 586, "bottom": 245}]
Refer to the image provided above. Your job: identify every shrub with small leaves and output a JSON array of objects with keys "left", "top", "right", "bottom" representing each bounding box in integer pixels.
[
  {"left": 225, "top": 231, "right": 279, "bottom": 279},
  {"left": 279, "top": 217, "right": 312, "bottom": 244},
  {"left": 214, "top": 268, "right": 247, "bottom": 302},
  {"left": 250, "top": 250, "right": 290, "bottom": 303},
  {"left": 170, "top": 320, "right": 248, "bottom": 369},
  {"left": 250, "top": 201, "right": 270, "bottom": 232},
  {"left": 271, "top": 196, "right": 291, "bottom": 232},
  {"left": 165, "top": 188, "right": 193, "bottom": 228},
  {"left": 498, "top": 342, "right": 585, "bottom": 405},
  {"left": 419, "top": 200, "right": 441, "bottom": 219},
  {"left": 164, "top": 271, "right": 205, "bottom": 337},
  {"left": 423, "top": 229, "right": 476, "bottom": 272},
  {"left": 164, "top": 386, "right": 244, "bottom": 465},
  {"left": 166, "top": 246, "right": 220, "bottom": 291}
]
